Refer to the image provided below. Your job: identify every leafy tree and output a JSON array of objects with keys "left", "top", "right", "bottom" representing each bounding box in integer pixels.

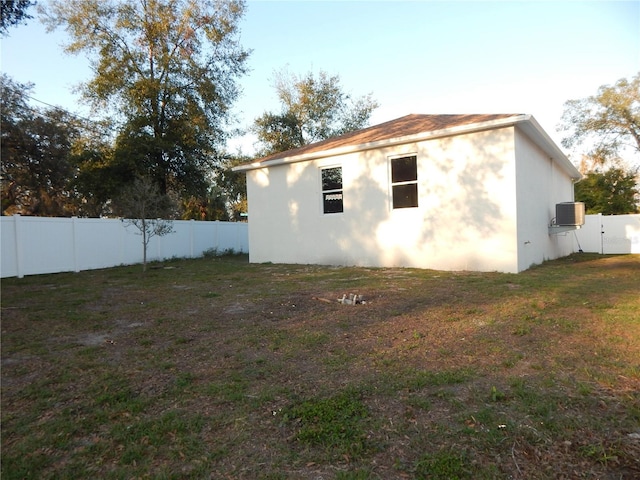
[
  {"left": 559, "top": 73, "right": 640, "bottom": 167},
  {"left": 69, "top": 122, "right": 120, "bottom": 217},
  {"left": 181, "top": 189, "right": 230, "bottom": 221},
  {"left": 1, "top": 74, "right": 82, "bottom": 216},
  {"left": 575, "top": 166, "right": 639, "bottom": 215},
  {"left": 0, "top": 0, "right": 35, "bottom": 35},
  {"left": 253, "top": 69, "right": 379, "bottom": 156},
  {"left": 212, "top": 154, "right": 247, "bottom": 220},
  {"left": 42, "top": 0, "right": 250, "bottom": 200},
  {"left": 114, "top": 176, "right": 175, "bottom": 271},
  {"left": 180, "top": 154, "right": 247, "bottom": 221}
]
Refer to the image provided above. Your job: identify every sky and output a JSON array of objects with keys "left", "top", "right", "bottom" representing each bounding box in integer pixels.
[{"left": 1, "top": 0, "right": 639, "bottom": 158}]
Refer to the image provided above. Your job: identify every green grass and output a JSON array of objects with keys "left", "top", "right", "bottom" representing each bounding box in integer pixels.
[
  {"left": 2, "top": 253, "right": 639, "bottom": 478},
  {"left": 413, "top": 450, "right": 472, "bottom": 479},
  {"left": 284, "top": 388, "right": 371, "bottom": 457}
]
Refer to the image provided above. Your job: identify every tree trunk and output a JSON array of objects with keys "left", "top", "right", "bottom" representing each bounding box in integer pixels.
[{"left": 142, "top": 218, "right": 147, "bottom": 272}]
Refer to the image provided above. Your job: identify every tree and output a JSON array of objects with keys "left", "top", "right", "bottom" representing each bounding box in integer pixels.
[
  {"left": 114, "top": 176, "right": 175, "bottom": 271},
  {"left": 575, "top": 166, "right": 639, "bottom": 215},
  {"left": 179, "top": 153, "right": 247, "bottom": 221},
  {"left": 559, "top": 73, "right": 640, "bottom": 167},
  {"left": 69, "top": 121, "right": 119, "bottom": 217},
  {"left": 253, "top": 69, "right": 379, "bottom": 156},
  {"left": 211, "top": 153, "right": 247, "bottom": 220},
  {"left": 42, "top": 0, "right": 250, "bottom": 200},
  {"left": 1, "top": 74, "right": 82, "bottom": 216},
  {"left": 1, "top": 0, "right": 35, "bottom": 35}
]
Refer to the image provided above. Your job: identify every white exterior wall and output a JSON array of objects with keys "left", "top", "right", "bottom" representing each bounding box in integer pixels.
[
  {"left": 247, "top": 128, "right": 522, "bottom": 272},
  {"left": 514, "top": 129, "right": 577, "bottom": 271}
]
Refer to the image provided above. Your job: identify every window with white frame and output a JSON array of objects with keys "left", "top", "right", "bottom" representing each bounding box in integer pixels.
[
  {"left": 321, "top": 166, "right": 343, "bottom": 214},
  {"left": 391, "top": 155, "right": 418, "bottom": 208}
]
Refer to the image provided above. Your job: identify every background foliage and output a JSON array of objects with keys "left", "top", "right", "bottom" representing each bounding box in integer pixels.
[
  {"left": 253, "top": 69, "right": 379, "bottom": 156},
  {"left": 575, "top": 167, "right": 639, "bottom": 214},
  {"left": 0, "top": 0, "right": 35, "bottom": 35},
  {"left": 27, "top": 0, "right": 248, "bottom": 218},
  {"left": 560, "top": 72, "right": 640, "bottom": 214}
]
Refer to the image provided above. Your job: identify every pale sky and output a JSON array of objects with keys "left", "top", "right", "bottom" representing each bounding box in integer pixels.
[{"left": 2, "top": 0, "right": 639, "bottom": 159}]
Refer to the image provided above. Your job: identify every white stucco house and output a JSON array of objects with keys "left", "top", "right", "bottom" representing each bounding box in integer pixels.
[{"left": 233, "top": 114, "right": 583, "bottom": 273}]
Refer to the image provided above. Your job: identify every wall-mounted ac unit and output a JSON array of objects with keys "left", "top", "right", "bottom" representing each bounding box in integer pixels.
[{"left": 556, "top": 202, "right": 585, "bottom": 226}]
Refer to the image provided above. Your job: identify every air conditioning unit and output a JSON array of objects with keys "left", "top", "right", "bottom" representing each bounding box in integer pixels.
[{"left": 556, "top": 202, "right": 585, "bottom": 226}]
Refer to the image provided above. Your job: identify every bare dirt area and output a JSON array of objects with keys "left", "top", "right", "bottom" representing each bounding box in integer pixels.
[{"left": 2, "top": 253, "right": 639, "bottom": 479}]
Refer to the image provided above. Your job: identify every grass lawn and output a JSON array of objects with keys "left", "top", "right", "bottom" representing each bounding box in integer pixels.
[{"left": 1, "top": 253, "right": 639, "bottom": 479}]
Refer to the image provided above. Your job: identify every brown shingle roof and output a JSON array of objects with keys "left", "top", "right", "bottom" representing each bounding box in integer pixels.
[{"left": 254, "top": 113, "right": 522, "bottom": 164}]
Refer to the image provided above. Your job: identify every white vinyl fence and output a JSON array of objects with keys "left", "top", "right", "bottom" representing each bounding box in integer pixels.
[
  {"left": 1, "top": 215, "right": 248, "bottom": 278},
  {"left": 2, "top": 213, "right": 638, "bottom": 278},
  {"left": 573, "top": 213, "right": 640, "bottom": 254}
]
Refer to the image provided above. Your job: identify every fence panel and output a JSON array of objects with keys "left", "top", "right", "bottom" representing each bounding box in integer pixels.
[
  {"left": 574, "top": 214, "right": 640, "bottom": 254},
  {"left": 1, "top": 217, "right": 18, "bottom": 277},
  {"left": 3, "top": 214, "right": 636, "bottom": 278},
  {"left": 1, "top": 216, "right": 248, "bottom": 278}
]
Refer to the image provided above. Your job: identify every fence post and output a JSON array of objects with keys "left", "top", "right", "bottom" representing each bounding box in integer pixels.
[
  {"left": 214, "top": 220, "right": 219, "bottom": 253},
  {"left": 72, "top": 216, "right": 80, "bottom": 273},
  {"left": 13, "top": 214, "right": 24, "bottom": 278},
  {"left": 190, "top": 219, "right": 195, "bottom": 258},
  {"left": 599, "top": 213, "right": 604, "bottom": 254}
]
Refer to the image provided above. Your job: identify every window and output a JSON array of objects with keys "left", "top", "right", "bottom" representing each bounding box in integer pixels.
[
  {"left": 321, "top": 166, "right": 343, "bottom": 214},
  {"left": 391, "top": 155, "right": 418, "bottom": 208}
]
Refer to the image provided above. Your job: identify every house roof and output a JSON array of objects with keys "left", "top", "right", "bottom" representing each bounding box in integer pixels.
[{"left": 233, "top": 113, "right": 581, "bottom": 180}]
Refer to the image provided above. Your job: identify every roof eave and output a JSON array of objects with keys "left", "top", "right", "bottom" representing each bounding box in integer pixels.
[
  {"left": 232, "top": 115, "right": 528, "bottom": 172},
  {"left": 233, "top": 114, "right": 581, "bottom": 181},
  {"left": 515, "top": 116, "right": 582, "bottom": 180}
]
